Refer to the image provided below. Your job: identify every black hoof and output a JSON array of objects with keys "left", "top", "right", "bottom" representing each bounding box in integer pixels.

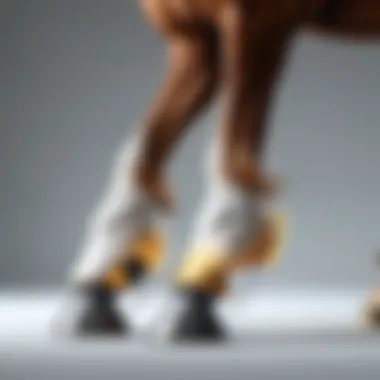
[
  {"left": 170, "top": 290, "right": 227, "bottom": 343},
  {"left": 76, "top": 286, "right": 128, "bottom": 337}
]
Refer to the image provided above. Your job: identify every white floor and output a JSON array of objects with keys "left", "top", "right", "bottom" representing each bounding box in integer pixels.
[
  {"left": 1, "top": 289, "right": 379, "bottom": 380},
  {"left": 0, "top": 288, "right": 371, "bottom": 339}
]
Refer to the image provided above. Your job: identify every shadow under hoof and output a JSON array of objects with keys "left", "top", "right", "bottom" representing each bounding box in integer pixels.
[
  {"left": 172, "top": 320, "right": 227, "bottom": 344},
  {"left": 76, "top": 307, "right": 129, "bottom": 337}
]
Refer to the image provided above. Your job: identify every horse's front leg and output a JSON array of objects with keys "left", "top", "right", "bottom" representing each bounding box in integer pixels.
[
  {"left": 166, "top": 4, "right": 297, "bottom": 341},
  {"left": 54, "top": 22, "right": 219, "bottom": 336}
]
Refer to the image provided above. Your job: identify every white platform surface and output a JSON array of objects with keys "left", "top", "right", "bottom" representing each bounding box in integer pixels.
[{"left": 1, "top": 289, "right": 379, "bottom": 380}]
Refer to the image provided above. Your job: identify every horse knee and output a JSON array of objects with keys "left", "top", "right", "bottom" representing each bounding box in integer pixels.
[
  {"left": 226, "top": 154, "right": 276, "bottom": 196},
  {"left": 208, "top": 143, "right": 275, "bottom": 196}
]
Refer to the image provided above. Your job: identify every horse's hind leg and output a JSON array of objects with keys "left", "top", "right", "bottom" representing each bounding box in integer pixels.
[
  {"left": 363, "top": 254, "right": 380, "bottom": 329},
  {"left": 165, "top": 3, "right": 297, "bottom": 342},
  {"left": 364, "top": 289, "right": 380, "bottom": 329},
  {"left": 56, "top": 22, "right": 219, "bottom": 336}
]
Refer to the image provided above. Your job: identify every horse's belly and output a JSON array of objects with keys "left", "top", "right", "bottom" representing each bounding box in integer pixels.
[{"left": 307, "top": 0, "right": 380, "bottom": 39}]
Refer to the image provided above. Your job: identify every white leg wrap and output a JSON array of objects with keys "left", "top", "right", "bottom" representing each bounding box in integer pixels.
[
  {"left": 188, "top": 142, "right": 270, "bottom": 258},
  {"left": 69, "top": 134, "right": 164, "bottom": 286}
]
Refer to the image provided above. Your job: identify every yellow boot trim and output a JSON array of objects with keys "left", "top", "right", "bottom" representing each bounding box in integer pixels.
[
  {"left": 230, "top": 212, "right": 290, "bottom": 272},
  {"left": 102, "top": 230, "right": 165, "bottom": 291},
  {"left": 176, "top": 249, "right": 228, "bottom": 295},
  {"left": 128, "top": 230, "right": 165, "bottom": 272},
  {"left": 103, "top": 266, "right": 130, "bottom": 290}
]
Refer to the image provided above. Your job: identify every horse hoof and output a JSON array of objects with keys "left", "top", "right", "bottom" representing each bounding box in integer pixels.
[
  {"left": 51, "top": 287, "right": 129, "bottom": 338},
  {"left": 168, "top": 290, "right": 227, "bottom": 343},
  {"left": 76, "top": 305, "right": 128, "bottom": 336}
]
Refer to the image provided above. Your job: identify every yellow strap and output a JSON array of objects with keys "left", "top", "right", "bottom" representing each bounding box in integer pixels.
[
  {"left": 231, "top": 211, "right": 290, "bottom": 271},
  {"left": 176, "top": 212, "right": 291, "bottom": 294},
  {"left": 130, "top": 231, "right": 165, "bottom": 271},
  {"left": 177, "top": 248, "right": 227, "bottom": 295},
  {"left": 103, "top": 230, "right": 165, "bottom": 290},
  {"left": 103, "top": 267, "right": 129, "bottom": 290}
]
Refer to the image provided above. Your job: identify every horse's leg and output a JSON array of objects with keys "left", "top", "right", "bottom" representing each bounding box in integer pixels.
[
  {"left": 58, "top": 22, "right": 219, "bottom": 336},
  {"left": 363, "top": 254, "right": 380, "bottom": 328},
  {"left": 313, "top": 1, "right": 380, "bottom": 329},
  {"left": 166, "top": 3, "right": 296, "bottom": 341},
  {"left": 364, "top": 290, "right": 380, "bottom": 328}
]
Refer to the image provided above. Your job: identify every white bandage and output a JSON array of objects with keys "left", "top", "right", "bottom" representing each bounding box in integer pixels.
[
  {"left": 69, "top": 134, "right": 164, "bottom": 286},
  {"left": 188, "top": 141, "right": 269, "bottom": 257}
]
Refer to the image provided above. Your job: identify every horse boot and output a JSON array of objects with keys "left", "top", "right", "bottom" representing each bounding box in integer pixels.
[
  {"left": 167, "top": 210, "right": 289, "bottom": 343},
  {"left": 169, "top": 249, "right": 229, "bottom": 343},
  {"left": 52, "top": 227, "right": 165, "bottom": 337},
  {"left": 53, "top": 136, "right": 169, "bottom": 337},
  {"left": 76, "top": 229, "right": 165, "bottom": 336}
]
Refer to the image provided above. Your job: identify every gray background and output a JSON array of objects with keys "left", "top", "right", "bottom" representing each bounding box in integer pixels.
[{"left": 2, "top": 0, "right": 380, "bottom": 288}]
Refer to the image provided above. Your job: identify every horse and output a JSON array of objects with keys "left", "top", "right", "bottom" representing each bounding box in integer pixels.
[{"left": 61, "top": 0, "right": 380, "bottom": 340}]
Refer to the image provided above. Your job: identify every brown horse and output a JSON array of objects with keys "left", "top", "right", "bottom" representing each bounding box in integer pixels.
[{"left": 63, "top": 0, "right": 380, "bottom": 339}]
